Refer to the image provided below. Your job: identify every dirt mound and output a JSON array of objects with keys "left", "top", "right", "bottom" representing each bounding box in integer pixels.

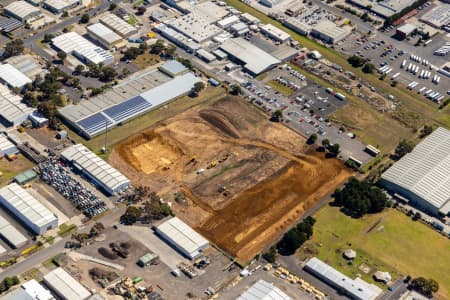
[{"left": 199, "top": 110, "right": 241, "bottom": 139}]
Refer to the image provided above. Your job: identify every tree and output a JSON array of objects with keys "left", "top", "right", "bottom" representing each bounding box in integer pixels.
[
  {"left": 277, "top": 217, "right": 315, "bottom": 255},
  {"left": 347, "top": 55, "right": 365, "bottom": 68},
  {"left": 190, "top": 82, "right": 205, "bottom": 97},
  {"left": 136, "top": 6, "right": 147, "bottom": 15},
  {"left": 328, "top": 143, "right": 340, "bottom": 156},
  {"left": 307, "top": 133, "right": 317, "bottom": 144},
  {"left": 123, "top": 47, "right": 144, "bottom": 60},
  {"left": 57, "top": 51, "right": 67, "bottom": 62},
  {"left": 150, "top": 40, "right": 166, "bottom": 55},
  {"left": 43, "top": 33, "right": 55, "bottom": 43},
  {"left": 230, "top": 84, "right": 241, "bottom": 95},
  {"left": 393, "top": 139, "right": 414, "bottom": 160},
  {"left": 410, "top": 277, "right": 439, "bottom": 297},
  {"left": 362, "top": 63, "right": 374, "bottom": 73},
  {"left": 391, "top": 80, "right": 397, "bottom": 87},
  {"left": 271, "top": 110, "right": 283, "bottom": 122},
  {"left": 3, "top": 39, "right": 24, "bottom": 58},
  {"left": 109, "top": 3, "right": 117, "bottom": 10},
  {"left": 120, "top": 206, "right": 142, "bottom": 225},
  {"left": 321, "top": 139, "right": 330, "bottom": 148},
  {"left": 75, "top": 64, "right": 85, "bottom": 74},
  {"left": 80, "top": 14, "right": 90, "bottom": 24},
  {"left": 99, "top": 66, "right": 117, "bottom": 82},
  {"left": 419, "top": 125, "right": 433, "bottom": 138},
  {"left": 263, "top": 246, "right": 277, "bottom": 263}
]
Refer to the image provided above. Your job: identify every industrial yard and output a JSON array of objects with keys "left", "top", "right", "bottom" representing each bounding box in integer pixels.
[{"left": 110, "top": 97, "right": 352, "bottom": 262}]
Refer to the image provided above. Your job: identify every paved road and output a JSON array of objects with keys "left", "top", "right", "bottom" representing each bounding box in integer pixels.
[{"left": 381, "top": 280, "right": 408, "bottom": 300}]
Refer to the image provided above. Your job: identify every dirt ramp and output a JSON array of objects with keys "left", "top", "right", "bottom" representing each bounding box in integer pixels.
[{"left": 199, "top": 110, "right": 241, "bottom": 139}]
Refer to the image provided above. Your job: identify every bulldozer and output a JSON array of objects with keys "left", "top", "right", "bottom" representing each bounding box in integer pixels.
[
  {"left": 207, "top": 160, "right": 217, "bottom": 169},
  {"left": 189, "top": 155, "right": 197, "bottom": 165}
]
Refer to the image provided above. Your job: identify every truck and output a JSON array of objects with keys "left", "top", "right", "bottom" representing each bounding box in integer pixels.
[
  {"left": 335, "top": 93, "right": 346, "bottom": 101},
  {"left": 325, "top": 87, "right": 334, "bottom": 94},
  {"left": 401, "top": 60, "right": 406, "bottom": 68}
]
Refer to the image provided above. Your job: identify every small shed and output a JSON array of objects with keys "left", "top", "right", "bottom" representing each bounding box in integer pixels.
[
  {"left": 137, "top": 252, "right": 159, "bottom": 267},
  {"left": 373, "top": 271, "right": 391, "bottom": 283},
  {"left": 29, "top": 111, "right": 48, "bottom": 128},
  {"left": 56, "top": 130, "right": 67, "bottom": 139},
  {"left": 343, "top": 249, "right": 357, "bottom": 260},
  {"left": 14, "top": 169, "right": 37, "bottom": 185},
  {"left": 158, "top": 60, "right": 189, "bottom": 78}
]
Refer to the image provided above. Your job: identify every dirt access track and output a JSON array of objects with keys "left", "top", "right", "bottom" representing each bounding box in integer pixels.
[{"left": 110, "top": 97, "right": 352, "bottom": 263}]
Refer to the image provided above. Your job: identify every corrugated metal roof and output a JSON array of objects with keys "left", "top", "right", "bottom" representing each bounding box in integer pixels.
[
  {"left": 156, "top": 217, "right": 208, "bottom": 257},
  {"left": 159, "top": 60, "right": 188, "bottom": 76},
  {"left": 99, "top": 13, "right": 137, "bottom": 37},
  {"left": 0, "top": 183, "right": 58, "bottom": 230},
  {"left": 0, "top": 215, "right": 28, "bottom": 248},
  {"left": 44, "top": 268, "right": 91, "bottom": 300},
  {"left": 0, "top": 134, "right": 17, "bottom": 154},
  {"left": 381, "top": 127, "right": 450, "bottom": 213},
  {"left": 0, "top": 84, "right": 34, "bottom": 124},
  {"left": 236, "top": 280, "right": 292, "bottom": 300},
  {"left": 0, "top": 64, "right": 32, "bottom": 88},
  {"left": 4, "top": 279, "right": 54, "bottom": 300},
  {"left": 87, "top": 23, "right": 122, "bottom": 45},
  {"left": 61, "top": 144, "right": 130, "bottom": 193},
  {"left": 4, "top": 1, "right": 41, "bottom": 20}
]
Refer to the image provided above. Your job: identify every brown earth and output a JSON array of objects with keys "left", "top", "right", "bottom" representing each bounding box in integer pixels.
[{"left": 109, "top": 97, "right": 352, "bottom": 262}]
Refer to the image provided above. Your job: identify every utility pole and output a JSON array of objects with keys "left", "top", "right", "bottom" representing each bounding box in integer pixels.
[{"left": 103, "top": 118, "right": 108, "bottom": 153}]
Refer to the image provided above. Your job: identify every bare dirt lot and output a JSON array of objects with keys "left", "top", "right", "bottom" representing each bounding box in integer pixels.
[{"left": 110, "top": 97, "right": 352, "bottom": 262}]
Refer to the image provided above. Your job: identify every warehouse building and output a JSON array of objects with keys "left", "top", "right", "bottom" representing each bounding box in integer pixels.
[
  {"left": 305, "top": 257, "right": 382, "bottom": 300},
  {"left": 380, "top": 127, "right": 450, "bottom": 216},
  {"left": 0, "top": 183, "right": 58, "bottom": 235},
  {"left": 61, "top": 144, "right": 131, "bottom": 196},
  {"left": 217, "top": 15, "right": 240, "bottom": 29},
  {"left": 395, "top": 23, "right": 416, "bottom": 39},
  {"left": 4, "top": 1, "right": 41, "bottom": 22},
  {"left": 156, "top": 217, "right": 209, "bottom": 259},
  {"left": 240, "top": 12, "right": 260, "bottom": 25},
  {"left": 154, "top": 24, "right": 201, "bottom": 53},
  {"left": 158, "top": 60, "right": 189, "bottom": 77},
  {"left": 52, "top": 32, "right": 114, "bottom": 65},
  {"left": 44, "top": 268, "right": 91, "bottom": 300},
  {"left": 0, "top": 63, "right": 33, "bottom": 89},
  {"left": 260, "top": 24, "right": 291, "bottom": 43},
  {"left": 346, "top": 0, "right": 416, "bottom": 18},
  {"left": 0, "top": 215, "right": 28, "bottom": 248},
  {"left": 311, "top": 20, "right": 349, "bottom": 44},
  {"left": 99, "top": 12, "right": 138, "bottom": 37},
  {"left": 230, "top": 22, "right": 249, "bottom": 36},
  {"left": 6, "top": 55, "right": 47, "bottom": 81},
  {"left": 0, "top": 18, "right": 24, "bottom": 34},
  {"left": 0, "top": 134, "right": 19, "bottom": 158},
  {"left": 237, "top": 280, "right": 292, "bottom": 300},
  {"left": 219, "top": 37, "right": 281, "bottom": 76},
  {"left": 0, "top": 84, "right": 35, "bottom": 127},
  {"left": 87, "top": 23, "right": 124, "bottom": 50},
  {"left": 59, "top": 63, "right": 200, "bottom": 138},
  {"left": 196, "top": 49, "right": 216, "bottom": 63},
  {"left": 165, "top": 13, "right": 224, "bottom": 43},
  {"left": 2, "top": 279, "right": 54, "bottom": 300},
  {"left": 285, "top": 1, "right": 305, "bottom": 17},
  {"left": 420, "top": 4, "right": 450, "bottom": 29},
  {"left": 283, "top": 17, "right": 310, "bottom": 36},
  {"left": 43, "top": 0, "right": 80, "bottom": 14}
]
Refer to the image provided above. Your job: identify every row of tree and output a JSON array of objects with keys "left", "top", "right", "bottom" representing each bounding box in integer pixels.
[
  {"left": 347, "top": 55, "right": 374, "bottom": 74},
  {"left": 277, "top": 216, "right": 316, "bottom": 255},
  {"left": 409, "top": 277, "right": 439, "bottom": 298},
  {"left": 333, "top": 178, "right": 388, "bottom": 217},
  {"left": 0, "top": 276, "right": 20, "bottom": 294}
]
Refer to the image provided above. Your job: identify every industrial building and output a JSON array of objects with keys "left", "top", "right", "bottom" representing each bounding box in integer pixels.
[
  {"left": 237, "top": 280, "right": 292, "bottom": 300},
  {"left": 196, "top": 49, "right": 216, "bottom": 63},
  {"left": 2, "top": 279, "right": 54, "bottom": 300},
  {"left": 0, "top": 84, "right": 35, "bottom": 127},
  {"left": 29, "top": 111, "right": 49, "bottom": 128},
  {"left": 0, "top": 183, "right": 58, "bottom": 235},
  {"left": 283, "top": 17, "right": 310, "bottom": 36},
  {"left": 419, "top": 4, "right": 450, "bottom": 29},
  {"left": 61, "top": 144, "right": 131, "bottom": 196},
  {"left": 43, "top": 0, "right": 80, "bottom": 14},
  {"left": 0, "top": 134, "right": 19, "bottom": 158},
  {"left": 305, "top": 257, "right": 382, "bottom": 300},
  {"left": 240, "top": 13, "right": 260, "bottom": 25},
  {"left": 165, "top": 12, "right": 224, "bottom": 43},
  {"left": 285, "top": 1, "right": 305, "bottom": 17},
  {"left": 219, "top": 38, "right": 281, "bottom": 75},
  {"left": 99, "top": 12, "right": 138, "bottom": 37},
  {"left": 217, "top": 15, "right": 240, "bottom": 29},
  {"left": 59, "top": 62, "right": 200, "bottom": 138},
  {"left": 260, "top": 24, "right": 291, "bottom": 43},
  {"left": 395, "top": 23, "right": 416, "bottom": 39},
  {"left": 380, "top": 127, "right": 450, "bottom": 216},
  {"left": 311, "top": 20, "right": 349, "bottom": 44},
  {"left": 87, "top": 23, "right": 124, "bottom": 50},
  {"left": 52, "top": 32, "right": 114, "bottom": 65},
  {"left": 4, "top": 1, "right": 41, "bottom": 22},
  {"left": 346, "top": 0, "right": 416, "bottom": 18},
  {"left": 0, "top": 215, "right": 28, "bottom": 248},
  {"left": 156, "top": 217, "right": 209, "bottom": 259},
  {"left": 154, "top": 24, "right": 201, "bottom": 53},
  {"left": 137, "top": 252, "right": 159, "bottom": 267},
  {"left": 44, "top": 268, "right": 91, "bottom": 300},
  {"left": 158, "top": 60, "right": 189, "bottom": 77},
  {"left": 0, "top": 63, "right": 33, "bottom": 89},
  {"left": 0, "top": 18, "right": 24, "bottom": 34},
  {"left": 6, "top": 55, "right": 47, "bottom": 81},
  {"left": 230, "top": 22, "right": 249, "bottom": 36}
]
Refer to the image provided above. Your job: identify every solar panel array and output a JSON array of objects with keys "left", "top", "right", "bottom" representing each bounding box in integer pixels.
[
  {"left": 76, "top": 113, "right": 112, "bottom": 137},
  {"left": 0, "top": 18, "right": 23, "bottom": 33},
  {"left": 104, "top": 96, "right": 152, "bottom": 123}
]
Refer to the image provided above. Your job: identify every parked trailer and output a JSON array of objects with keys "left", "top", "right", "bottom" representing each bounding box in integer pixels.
[
  {"left": 425, "top": 89, "right": 433, "bottom": 96},
  {"left": 411, "top": 82, "right": 419, "bottom": 88},
  {"left": 385, "top": 68, "right": 393, "bottom": 75},
  {"left": 435, "top": 77, "right": 440, "bottom": 85},
  {"left": 391, "top": 72, "right": 400, "bottom": 79},
  {"left": 407, "top": 63, "right": 412, "bottom": 72},
  {"left": 335, "top": 93, "right": 346, "bottom": 101},
  {"left": 418, "top": 87, "right": 426, "bottom": 93},
  {"left": 424, "top": 39, "right": 433, "bottom": 46},
  {"left": 419, "top": 70, "right": 424, "bottom": 78},
  {"left": 401, "top": 60, "right": 406, "bottom": 68}
]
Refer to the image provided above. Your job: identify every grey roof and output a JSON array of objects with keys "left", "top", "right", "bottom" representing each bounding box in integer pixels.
[
  {"left": 0, "top": 134, "right": 16, "bottom": 153},
  {"left": 61, "top": 144, "right": 130, "bottom": 193},
  {"left": 99, "top": 12, "right": 137, "bottom": 37},
  {"left": 219, "top": 38, "right": 281, "bottom": 75},
  {"left": 236, "top": 280, "right": 292, "bottom": 300},
  {"left": 0, "top": 18, "right": 23, "bottom": 33},
  {"left": 0, "top": 215, "right": 28, "bottom": 248},
  {"left": 312, "top": 20, "right": 349, "bottom": 42},
  {"left": 396, "top": 23, "right": 416, "bottom": 35},
  {"left": 305, "top": 257, "right": 382, "bottom": 300},
  {"left": 2, "top": 279, "right": 54, "bottom": 300},
  {"left": 43, "top": 0, "right": 78, "bottom": 11},
  {"left": 87, "top": 23, "right": 122, "bottom": 45},
  {"left": 4, "top": 1, "right": 41, "bottom": 20},
  {"left": 6, "top": 55, "right": 46, "bottom": 80},
  {"left": 0, "top": 183, "right": 58, "bottom": 230},
  {"left": 419, "top": 5, "right": 450, "bottom": 28},
  {"left": 44, "top": 268, "right": 91, "bottom": 300},
  {"left": 0, "top": 84, "right": 34, "bottom": 123},
  {"left": 0, "top": 64, "right": 32, "bottom": 88},
  {"left": 159, "top": 60, "right": 188, "bottom": 76},
  {"left": 381, "top": 127, "right": 450, "bottom": 214},
  {"left": 156, "top": 217, "right": 209, "bottom": 258}
]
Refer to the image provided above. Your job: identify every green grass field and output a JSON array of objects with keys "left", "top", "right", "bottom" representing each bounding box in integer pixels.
[
  {"left": 0, "top": 156, "right": 34, "bottom": 187},
  {"left": 65, "top": 87, "right": 227, "bottom": 157},
  {"left": 301, "top": 205, "right": 450, "bottom": 299}
]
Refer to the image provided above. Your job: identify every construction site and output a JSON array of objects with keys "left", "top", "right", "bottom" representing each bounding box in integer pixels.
[{"left": 110, "top": 97, "right": 352, "bottom": 262}]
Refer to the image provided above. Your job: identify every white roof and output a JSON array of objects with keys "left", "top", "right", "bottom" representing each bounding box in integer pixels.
[
  {"left": 87, "top": 23, "right": 122, "bottom": 45},
  {"left": 43, "top": 0, "right": 78, "bottom": 11},
  {"left": 0, "top": 64, "right": 32, "bottom": 88},
  {"left": 219, "top": 38, "right": 281, "bottom": 75},
  {"left": 381, "top": 127, "right": 450, "bottom": 214},
  {"left": 157, "top": 217, "right": 209, "bottom": 257},
  {"left": 61, "top": 144, "right": 130, "bottom": 193},
  {"left": 397, "top": 23, "right": 416, "bottom": 35},
  {"left": 240, "top": 12, "right": 260, "bottom": 24},
  {"left": 99, "top": 12, "right": 137, "bottom": 37},
  {"left": 0, "top": 183, "right": 58, "bottom": 230},
  {"left": 0, "top": 243, "right": 6, "bottom": 256},
  {"left": 236, "top": 280, "right": 292, "bottom": 300},
  {"left": 52, "top": 32, "right": 113, "bottom": 65},
  {"left": 0, "top": 135, "right": 16, "bottom": 152},
  {"left": 44, "top": 268, "right": 91, "bottom": 300},
  {"left": 312, "top": 20, "right": 349, "bottom": 41},
  {"left": 0, "top": 85, "right": 34, "bottom": 124},
  {"left": 217, "top": 15, "right": 240, "bottom": 28},
  {"left": 5, "top": 1, "right": 40, "bottom": 20},
  {"left": 260, "top": 24, "right": 291, "bottom": 41},
  {"left": 0, "top": 215, "right": 28, "bottom": 248},
  {"left": 305, "top": 257, "right": 382, "bottom": 300},
  {"left": 19, "top": 279, "right": 54, "bottom": 300},
  {"left": 166, "top": 12, "right": 224, "bottom": 43}
]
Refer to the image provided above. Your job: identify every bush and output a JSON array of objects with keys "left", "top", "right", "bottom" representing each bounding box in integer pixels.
[
  {"left": 277, "top": 216, "right": 315, "bottom": 255},
  {"left": 98, "top": 247, "right": 118, "bottom": 260},
  {"left": 263, "top": 246, "right": 277, "bottom": 263}
]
